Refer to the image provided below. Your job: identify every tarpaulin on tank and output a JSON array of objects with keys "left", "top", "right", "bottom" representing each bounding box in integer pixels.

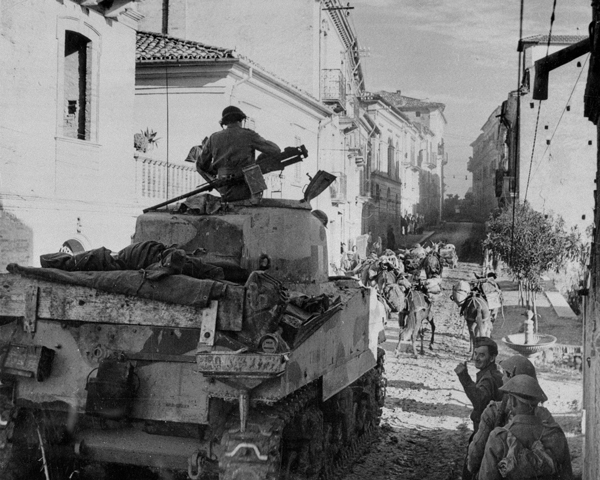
[{"left": 7, "top": 264, "right": 224, "bottom": 309}]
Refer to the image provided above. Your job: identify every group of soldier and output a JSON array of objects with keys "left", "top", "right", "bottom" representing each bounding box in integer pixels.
[{"left": 455, "top": 337, "right": 572, "bottom": 480}]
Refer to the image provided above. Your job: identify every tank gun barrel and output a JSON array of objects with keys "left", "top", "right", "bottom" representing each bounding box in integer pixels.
[{"left": 143, "top": 145, "right": 308, "bottom": 213}]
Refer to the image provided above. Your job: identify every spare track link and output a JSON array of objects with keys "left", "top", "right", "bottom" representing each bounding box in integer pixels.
[
  {"left": 219, "top": 384, "right": 319, "bottom": 480},
  {"left": 219, "top": 349, "right": 386, "bottom": 480}
]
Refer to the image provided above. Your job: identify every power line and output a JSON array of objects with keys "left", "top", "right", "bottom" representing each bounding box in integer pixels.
[{"left": 538, "top": 53, "right": 590, "bottom": 162}]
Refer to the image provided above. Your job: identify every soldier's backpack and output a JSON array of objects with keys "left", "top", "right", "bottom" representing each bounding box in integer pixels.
[{"left": 497, "top": 429, "right": 556, "bottom": 479}]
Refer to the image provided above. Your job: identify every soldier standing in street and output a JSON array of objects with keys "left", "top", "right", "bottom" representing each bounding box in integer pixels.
[
  {"left": 455, "top": 336, "right": 504, "bottom": 480},
  {"left": 455, "top": 337, "right": 504, "bottom": 433},
  {"left": 466, "top": 355, "right": 556, "bottom": 477},
  {"left": 478, "top": 375, "right": 573, "bottom": 480}
]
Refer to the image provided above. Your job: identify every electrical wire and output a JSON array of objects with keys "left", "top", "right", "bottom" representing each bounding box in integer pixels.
[{"left": 537, "top": 53, "right": 590, "bottom": 165}]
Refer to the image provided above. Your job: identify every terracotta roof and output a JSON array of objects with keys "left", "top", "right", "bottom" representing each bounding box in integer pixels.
[
  {"left": 376, "top": 91, "right": 446, "bottom": 112},
  {"left": 136, "top": 31, "right": 235, "bottom": 62}
]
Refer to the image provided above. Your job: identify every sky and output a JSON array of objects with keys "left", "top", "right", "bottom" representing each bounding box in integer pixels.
[{"left": 349, "top": 0, "right": 591, "bottom": 197}]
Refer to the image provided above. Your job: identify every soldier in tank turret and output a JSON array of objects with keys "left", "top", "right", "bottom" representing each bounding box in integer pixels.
[{"left": 196, "top": 106, "right": 281, "bottom": 202}]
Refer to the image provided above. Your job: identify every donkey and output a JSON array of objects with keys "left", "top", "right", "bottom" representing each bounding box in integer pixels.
[
  {"left": 395, "top": 284, "right": 435, "bottom": 358},
  {"left": 461, "top": 295, "right": 493, "bottom": 357},
  {"left": 422, "top": 250, "right": 443, "bottom": 279},
  {"left": 451, "top": 281, "right": 493, "bottom": 358}
]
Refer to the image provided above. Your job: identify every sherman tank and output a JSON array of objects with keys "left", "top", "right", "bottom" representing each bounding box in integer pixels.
[{"left": 0, "top": 163, "right": 387, "bottom": 480}]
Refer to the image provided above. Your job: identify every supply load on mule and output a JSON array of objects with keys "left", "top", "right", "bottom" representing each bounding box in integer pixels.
[{"left": 0, "top": 145, "right": 387, "bottom": 480}]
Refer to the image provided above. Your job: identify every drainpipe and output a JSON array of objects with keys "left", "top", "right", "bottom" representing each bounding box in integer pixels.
[{"left": 229, "top": 67, "right": 253, "bottom": 105}]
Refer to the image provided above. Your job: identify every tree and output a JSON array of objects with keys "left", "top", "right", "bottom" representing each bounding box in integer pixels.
[
  {"left": 484, "top": 202, "right": 583, "bottom": 329},
  {"left": 442, "top": 194, "right": 460, "bottom": 221}
]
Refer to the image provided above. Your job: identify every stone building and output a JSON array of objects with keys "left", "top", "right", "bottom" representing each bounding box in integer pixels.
[
  {"left": 359, "top": 93, "right": 435, "bottom": 245},
  {"left": 376, "top": 92, "right": 447, "bottom": 224},
  {"left": 0, "top": 0, "right": 143, "bottom": 269},
  {"left": 468, "top": 105, "right": 506, "bottom": 221}
]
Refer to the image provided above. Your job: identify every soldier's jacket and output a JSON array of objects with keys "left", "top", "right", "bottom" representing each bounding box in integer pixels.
[
  {"left": 467, "top": 401, "right": 554, "bottom": 475},
  {"left": 197, "top": 124, "right": 280, "bottom": 177},
  {"left": 457, "top": 362, "right": 503, "bottom": 432}
]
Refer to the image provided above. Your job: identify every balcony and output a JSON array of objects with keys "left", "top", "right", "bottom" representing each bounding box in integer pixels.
[
  {"left": 134, "top": 155, "right": 198, "bottom": 202},
  {"left": 329, "top": 172, "right": 347, "bottom": 204},
  {"left": 321, "top": 69, "right": 346, "bottom": 113},
  {"left": 426, "top": 151, "right": 438, "bottom": 169}
]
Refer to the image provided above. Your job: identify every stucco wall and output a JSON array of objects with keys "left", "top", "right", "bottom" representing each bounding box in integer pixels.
[
  {"left": 0, "top": 1, "right": 139, "bottom": 268},
  {"left": 519, "top": 46, "right": 595, "bottom": 234}
]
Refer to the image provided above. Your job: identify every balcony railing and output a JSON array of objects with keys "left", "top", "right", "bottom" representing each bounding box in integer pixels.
[
  {"left": 134, "top": 155, "right": 198, "bottom": 201},
  {"left": 321, "top": 69, "right": 346, "bottom": 111}
]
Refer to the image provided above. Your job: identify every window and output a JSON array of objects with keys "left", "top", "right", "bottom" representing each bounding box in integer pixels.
[
  {"left": 63, "top": 31, "right": 91, "bottom": 140},
  {"left": 415, "top": 111, "right": 421, "bottom": 117},
  {"left": 387, "top": 140, "right": 394, "bottom": 178},
  {"left": 57, "top": 19, "right": 100, "bottom": 144}
]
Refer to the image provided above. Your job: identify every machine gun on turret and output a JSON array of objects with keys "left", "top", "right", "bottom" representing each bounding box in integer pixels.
[{"left": 143, "top": 145, "right": 309, "bottom": 213}]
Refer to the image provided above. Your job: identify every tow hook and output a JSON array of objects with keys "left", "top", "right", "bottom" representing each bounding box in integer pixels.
[
  {"left": 188, "top": 451, "right": 206, "bottom": 480},
  {"left": 224, "top": 442, "right": 268, "bottom": 461}
]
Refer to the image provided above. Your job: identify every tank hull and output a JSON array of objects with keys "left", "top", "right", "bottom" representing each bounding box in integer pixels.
[{"left": 0, "top": 200, "right": 386, "bottom": 479}]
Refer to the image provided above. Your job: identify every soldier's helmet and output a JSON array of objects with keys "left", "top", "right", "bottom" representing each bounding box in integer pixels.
[
  {"left": 500, "top": 355, "right": 537, "bottom": 380},
  {"left": 499, "top": 374, "right": 548, "bottom": 404}
]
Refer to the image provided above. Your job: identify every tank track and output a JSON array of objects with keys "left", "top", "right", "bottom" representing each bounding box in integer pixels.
[
  {"left": 219, "top": 349, "right": 386, "bottom": 480},
  {"left": 0, "top": 380, "right": 17, "bottom": 480}
]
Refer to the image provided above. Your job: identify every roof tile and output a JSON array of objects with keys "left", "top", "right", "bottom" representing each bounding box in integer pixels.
[{"left": 136, "top": 31, "right": 235, "bottom": 62}]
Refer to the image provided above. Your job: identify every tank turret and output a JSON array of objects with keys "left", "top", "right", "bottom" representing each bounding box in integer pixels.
[{"left": 133, "top": 198, "right": 329, "bottom": 288}]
